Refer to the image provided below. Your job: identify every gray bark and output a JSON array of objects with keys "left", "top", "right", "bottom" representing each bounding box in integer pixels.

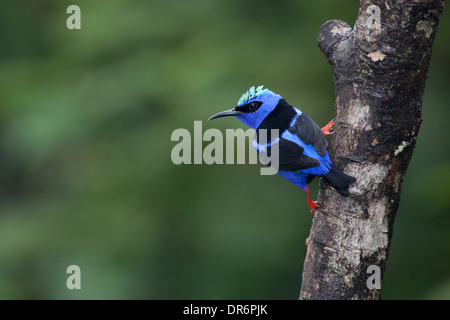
[{"left": 299, "top": 0, "right": 445, "bottom": 300}]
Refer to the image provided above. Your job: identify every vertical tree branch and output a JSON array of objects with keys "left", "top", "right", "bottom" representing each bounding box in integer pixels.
[{"left": 300, "top": 0, "right": 445, "bottom": 300}]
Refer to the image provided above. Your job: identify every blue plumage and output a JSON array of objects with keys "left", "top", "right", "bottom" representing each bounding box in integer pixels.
[{"left": 208, "top": 86, "right": 356, "bottom": 214}]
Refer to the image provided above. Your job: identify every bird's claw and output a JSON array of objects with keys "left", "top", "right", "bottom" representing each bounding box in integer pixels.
[
  {"left": 309, "top": 201, "right": 320, "bottom": 215},
  {"left": 321, "top": 119, "right": 335, "bottom": 136}
]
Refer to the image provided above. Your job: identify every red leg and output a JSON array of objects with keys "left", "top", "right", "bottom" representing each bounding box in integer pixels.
[
  {"left": 305, "top": 188, "right": 320, "bottom": 215},
  {"left": 321, "top": 119, "right": 334, "bottom": 136}
]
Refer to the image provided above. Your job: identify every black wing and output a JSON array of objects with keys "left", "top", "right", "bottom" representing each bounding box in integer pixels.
[
  {"left": 256, "top": 137, "right": 320, "bottom": 171},
  {"left": 277, "top": 138, "right": 321, "bottom": 171},
  {"left": 254, "top": 99, "right": 326, "bottom": 171},
  {"left": 288, "top": 113, "right": 327, "bottom": 157}
]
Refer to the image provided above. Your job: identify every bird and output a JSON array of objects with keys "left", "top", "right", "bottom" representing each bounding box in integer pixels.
[{"left": 208, "top": 85, "right": 356, "bottom": 214}]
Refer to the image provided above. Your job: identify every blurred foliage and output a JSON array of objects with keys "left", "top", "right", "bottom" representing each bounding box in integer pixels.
[{"left": 0, "top": 0, "right": 448, "bottom": 299}]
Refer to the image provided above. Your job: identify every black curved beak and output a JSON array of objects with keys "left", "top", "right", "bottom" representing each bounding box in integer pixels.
[{"left": 208, "top": 108, "right": 243, "bottom": 121}]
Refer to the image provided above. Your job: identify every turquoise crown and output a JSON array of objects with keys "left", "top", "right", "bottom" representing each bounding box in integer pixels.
[{"left": 237, "top": 85, "right": 268, "bottom": 106}]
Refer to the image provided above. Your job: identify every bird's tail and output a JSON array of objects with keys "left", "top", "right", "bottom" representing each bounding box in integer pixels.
[{"left": 323, "top": 164, "right": 356, "bottom": 196}]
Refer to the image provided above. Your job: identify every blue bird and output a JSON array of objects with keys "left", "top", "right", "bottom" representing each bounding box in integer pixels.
[{"left": 208, "top": 85, "right": 356, "bottom": 214}]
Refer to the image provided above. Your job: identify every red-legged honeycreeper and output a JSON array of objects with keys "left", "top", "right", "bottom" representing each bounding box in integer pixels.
[{"left": 208, "top": 86, "right": 356, "bottom": 214}]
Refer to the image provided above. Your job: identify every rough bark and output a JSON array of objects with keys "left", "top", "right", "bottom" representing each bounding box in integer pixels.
[{"left": 299, "top": 0, "right": 445, "bottom": 300}]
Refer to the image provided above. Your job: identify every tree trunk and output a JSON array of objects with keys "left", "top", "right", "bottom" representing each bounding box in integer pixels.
[{"left": 299, "top": 0, "right": 445, "bottom": 300}]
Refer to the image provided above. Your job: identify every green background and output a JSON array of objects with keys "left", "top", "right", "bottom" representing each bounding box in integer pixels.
[{"left": 0, "top": 1, "right": 448, "bottom": 299}]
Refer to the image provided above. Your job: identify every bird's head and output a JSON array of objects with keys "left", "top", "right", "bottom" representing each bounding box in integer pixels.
[{"left": 208, "top": 85, "right": 282, "bottom": 129}]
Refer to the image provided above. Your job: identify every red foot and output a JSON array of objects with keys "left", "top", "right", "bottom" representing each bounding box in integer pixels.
[
  {"left": 321, "top": 119, "right": 334, "bottom": 136},
  {"left": 305, "top": 188, "right": 320, "bottom": 215}
]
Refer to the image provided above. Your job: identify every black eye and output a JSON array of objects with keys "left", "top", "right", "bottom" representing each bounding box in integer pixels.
[{"left": 248, "top": 102, "right": 259, "bottom": 112}]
